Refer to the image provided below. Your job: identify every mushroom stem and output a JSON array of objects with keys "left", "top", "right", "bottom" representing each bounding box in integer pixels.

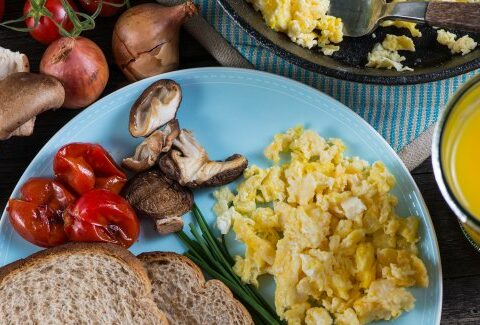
[{"left": 123, "top": 119, "right": 180, "bottom": 172}]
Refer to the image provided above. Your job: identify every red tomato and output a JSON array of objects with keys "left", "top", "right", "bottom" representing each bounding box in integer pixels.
[
  {"left": 78, "top": 0, "right": 125, "bottom": 17},
  {"left": 7, "top": 178, "right": 76, "bottom": 247},
  {"left": 53, "top": 143, "right": 127, "bottom": 195},
  {"left": 0, "top": 0, "right": 4, "bottom": 21},
  {"left": 24, "top": 0, "right": 78, "bottom": 44},
  {"left": 63, "top": 189, "right": 140, "bottom": 248}
]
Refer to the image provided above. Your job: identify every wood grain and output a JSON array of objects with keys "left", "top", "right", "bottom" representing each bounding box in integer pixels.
[
  {"left": 0, "top": 0, "right": 479, "bottom": 323},
  {"left": 426, "top": 2, "right": 480, "bottom": 34}
]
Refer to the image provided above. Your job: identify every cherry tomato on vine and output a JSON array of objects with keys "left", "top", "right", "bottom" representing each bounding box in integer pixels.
[
  {"left": 63, "top": 189, "right": 140, "bottom": 248},
  {"left": 53, "top": 143, "right": 127, "bottom": 195},
  {"left": 78, "top": 0, "right": 126, "bottom": 17},
  {"left": 0, "top": 0, "right": 5, "bottom": 21},
  {"left": 24, "top": 0, "right": 78, "bottom": 44},
  {"left": 7, "top": 178, "right": 76, "bottom": 247}
]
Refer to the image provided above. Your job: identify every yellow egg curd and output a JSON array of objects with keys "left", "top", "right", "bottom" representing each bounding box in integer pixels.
[{"left": 214, "top": 126, "right": 429, "bottom": 325}]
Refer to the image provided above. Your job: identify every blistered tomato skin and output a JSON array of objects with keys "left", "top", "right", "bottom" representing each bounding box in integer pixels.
[
  {"left": 7, "top": 178, "right": 76, "bottom": 247},
  {"left": 53, "top": 143, "right": 127, "bottom": 195},
  {"left": 63, "top": 189, "right": 140, "bottom": 248}
]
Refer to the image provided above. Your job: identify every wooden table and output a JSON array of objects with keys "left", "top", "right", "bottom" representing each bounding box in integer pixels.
[{"left": 0, "top": 2, "right": 479, "bottom": 324}]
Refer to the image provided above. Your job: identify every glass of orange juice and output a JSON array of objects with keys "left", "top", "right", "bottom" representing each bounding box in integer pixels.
[{"left": 433, "top": 74, "right": 480, "bottom": 251}]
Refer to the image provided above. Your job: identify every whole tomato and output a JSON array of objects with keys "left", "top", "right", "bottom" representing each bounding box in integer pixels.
[
  {"left": 24, "top": 0, "right": 78, "bottom": 44},
  {"left": 63, "top": 189, "right": 140, "bottom": 248},
  {"left": 53, "top": 143, "right": 127, "bottom": 195},
  {"left": 0, "top": 0, "right": 4, "bottom": 21},
  {"left": 78, "top": 0, "right": 125, "bottom": 17},
  {"left": 7, "top": 178, "right": 76, "bottom": 247}
]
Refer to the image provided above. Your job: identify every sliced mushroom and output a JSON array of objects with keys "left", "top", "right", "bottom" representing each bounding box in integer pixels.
[
  {"left": 0, "top": 73, "right": 65, "bottom": 140},
  {"left": 122, "top": 119, "right": 180, "bottom": 172},
  {"left": 159, "top": 129, "right": 248, "bottom": 188},
  {"left": 122, "top": 169, "right": 193, "bottom": 235},
  {"left": 129, "top": 79, "right": 182, "bottom": 137}
]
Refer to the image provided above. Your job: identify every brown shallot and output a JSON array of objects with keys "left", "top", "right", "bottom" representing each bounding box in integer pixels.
[{"left": 112, "top": 1, "right": 198, "bottom": 81}]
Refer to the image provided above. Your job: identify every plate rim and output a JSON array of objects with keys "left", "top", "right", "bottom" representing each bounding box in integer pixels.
[
  {"left": 0, "top": 67, "right": 443, "bottom": 323},
  {"left": 216, "top": 0, "right": 480, "bottom": 85}
]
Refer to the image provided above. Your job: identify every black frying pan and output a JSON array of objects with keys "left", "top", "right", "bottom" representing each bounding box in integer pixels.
[{"left": 217, "top": 0, "right": 480, "bottom": 85}]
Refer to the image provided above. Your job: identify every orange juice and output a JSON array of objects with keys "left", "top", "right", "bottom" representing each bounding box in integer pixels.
[
  {"left": 450, "top": 108, "right": 480, "bottom": 218},
  {"left": 434, "top": 74, "right": 480, "bottom": 250}
]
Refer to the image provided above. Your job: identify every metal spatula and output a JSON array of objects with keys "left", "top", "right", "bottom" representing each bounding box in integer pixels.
[{"left": 329, "top": 0, "right": 480, "bottom": 37}]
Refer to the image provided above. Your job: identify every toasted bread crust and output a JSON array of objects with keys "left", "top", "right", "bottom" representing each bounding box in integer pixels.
[
  {"left": 0, "top": 243, "right": 169, "bottom": 324},
  {"left": 138, "top": 251, "right": 253, "bottom": 324},
  {"left": 0, "top": 243, "right": 149, "bottom": 290}
]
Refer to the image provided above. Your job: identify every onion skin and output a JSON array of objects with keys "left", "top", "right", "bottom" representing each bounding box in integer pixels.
[
  {"left": 112, "top": 2, "right": 198, "bottom": 82},
  {"left": 40, "top": 37, "right": 109, "bottom": 109}
]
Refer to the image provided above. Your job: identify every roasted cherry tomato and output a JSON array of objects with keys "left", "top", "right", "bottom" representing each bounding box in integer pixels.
[
  {"left": 53, "top": 143, "right": 127, "bottom": 195},
  {"left": 63, "top": 189, "right": 140, "bottom": 248},
  {"left": 78, "top": 0, "right": 125, "bottom": 17},
  {"left": 7, "top": 178, "right": 76, "bottom": 247},
  {"left": 24, "top": 0, "right": 78, "bottom": 44}
]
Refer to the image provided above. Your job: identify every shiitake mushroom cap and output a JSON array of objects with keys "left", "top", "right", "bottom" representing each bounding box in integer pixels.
[{"left": 122, "top": 168, "right": 193, "bottom": 235}]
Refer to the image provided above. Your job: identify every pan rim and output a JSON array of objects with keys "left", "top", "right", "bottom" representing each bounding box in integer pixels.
[{"left": 217, "top": 0, "right": 480, "bottom": 85}]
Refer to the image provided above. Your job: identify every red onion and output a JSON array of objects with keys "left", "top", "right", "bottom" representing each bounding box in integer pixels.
[{"left": 40, "top": 37, "right": 109, "bottom": 109}]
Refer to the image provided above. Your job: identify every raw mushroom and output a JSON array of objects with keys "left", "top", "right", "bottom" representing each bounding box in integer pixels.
[
  {"left": 122, "top": 169, "right": 193, "bottom": 235},
  {"left": 159, "top": 129, "right": 248, "bottom": 188},
  {"left": 129, "top": 79, "right": 182, "bottom": 137},
  {"left": 122, "top": 119, "right": 180, "bottom": 172},
  {"left": 0, "top": 73, "right": 65, "bottom": 140}
]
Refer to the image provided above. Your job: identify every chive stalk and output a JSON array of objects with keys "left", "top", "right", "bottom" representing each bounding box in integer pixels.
[{"left": 176, "top": 204, "right": 283, "bottom": 325}]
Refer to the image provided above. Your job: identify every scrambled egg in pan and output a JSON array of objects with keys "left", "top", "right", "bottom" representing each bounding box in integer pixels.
[
  {"left": 366, "top": 35, "right": 415, "bottom": 72},
  {"left": 246, "top": 0, "right": 343, "bottom": 54},
  {"left": 248, "top": 0, "right": 478, "bottom": 70},
  {"left": 214, "top": 127, "right": 428, "bottom": 324}
]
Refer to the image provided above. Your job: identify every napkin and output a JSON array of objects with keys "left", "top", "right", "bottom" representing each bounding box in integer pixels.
[{"left": 158, "top": 0, "right": 479, "bottom": 170}]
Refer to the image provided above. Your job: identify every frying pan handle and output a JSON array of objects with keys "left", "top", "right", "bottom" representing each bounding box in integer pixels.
[{"left": 426, "top": 2, "right": 480, "bottom": 33}]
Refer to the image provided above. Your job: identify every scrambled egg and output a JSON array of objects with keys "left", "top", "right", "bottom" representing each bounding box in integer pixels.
[
  {"left": 437, "top": 29, "right": 478, "bottom": 55},
  {"left": 366, "top": 35, "right": 415, "bottom": 72},
  {"left": 246, "top": 0, "right": 343, "bottom": 54},
  {"left": 247, "top": 0, "right": 478, "bottom": 71},
  {"left": 214, "top": 126, "right": 429, "bottom": 324}
]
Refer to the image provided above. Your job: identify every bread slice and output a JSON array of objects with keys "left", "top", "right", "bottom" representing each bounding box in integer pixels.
[
  {"left": 0, "top": 243, "right": 168, "bottom": 324},
  {"left": 138, "top": 252, "right": 253, "bottom": 325}
]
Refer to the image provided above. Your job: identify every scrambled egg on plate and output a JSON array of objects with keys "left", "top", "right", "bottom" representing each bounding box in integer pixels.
[{"left": 214, "top": 126, "right": 429, "bottom": 324}]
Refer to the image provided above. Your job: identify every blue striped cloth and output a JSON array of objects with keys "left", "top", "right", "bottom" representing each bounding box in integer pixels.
[{"left": 195, "top": 0, "right": 479, "bottom": 152}]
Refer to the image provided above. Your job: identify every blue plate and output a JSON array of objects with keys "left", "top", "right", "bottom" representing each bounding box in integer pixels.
[{"left": 0, "top": 68, "right": 442, "bottom": 324}]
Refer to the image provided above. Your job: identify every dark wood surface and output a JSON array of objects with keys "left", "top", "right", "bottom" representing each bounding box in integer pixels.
[{"left": 0, "top": 1, "right": 478, "bottom": 324}]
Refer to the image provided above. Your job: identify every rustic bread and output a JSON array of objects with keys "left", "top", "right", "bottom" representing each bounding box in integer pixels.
[
  {"left": 138, "top": 252, "right": 253, "bottom": 325},
  {"left": 0, "top": 243, "right": 168, "bottom": 324}
]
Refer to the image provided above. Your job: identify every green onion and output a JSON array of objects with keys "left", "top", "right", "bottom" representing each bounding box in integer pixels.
[{"left": 176, "top": 203, "right": 284, "bottom": 325}]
